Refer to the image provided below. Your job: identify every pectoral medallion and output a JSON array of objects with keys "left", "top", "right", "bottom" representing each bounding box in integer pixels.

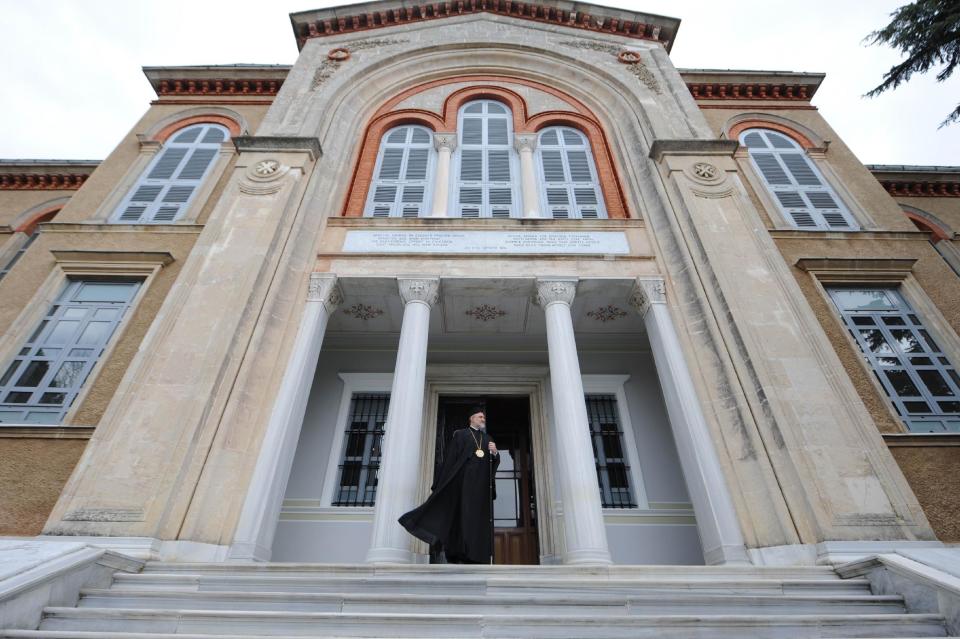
[{"left": 475, "top": 449, "right": 485, "bottom": 458}]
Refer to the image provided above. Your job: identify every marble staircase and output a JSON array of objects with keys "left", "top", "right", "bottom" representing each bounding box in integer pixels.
[{"left": 1, "top": 562, "right": 954, "bottom": 638}]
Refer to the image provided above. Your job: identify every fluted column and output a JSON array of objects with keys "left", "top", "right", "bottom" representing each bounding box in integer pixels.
[
  {"left": 229, "top": 273, "right": 342, "bottom": 561},
  {"left": 630, "top": 277, "right": 749, "bottom": 565},
  {"left": 366, "top": 277, "right": 440, "bottom": 563},
  {"left": 430, "top": 133, "right": 456, "bottom": 218},
  {"left": 515, "top": 133, "right": 540, "bottom": 218},
  {"left": 535, "top": 277, "right": 612, "bottom": 565}
]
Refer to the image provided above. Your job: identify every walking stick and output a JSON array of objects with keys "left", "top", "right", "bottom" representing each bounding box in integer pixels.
[{"left": 489, "top": 437, "right": 495, "bottom": 565}]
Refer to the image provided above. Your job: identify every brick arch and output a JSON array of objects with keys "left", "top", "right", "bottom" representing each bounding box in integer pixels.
[
  {"left": 152, "top": 115, "right": 242, "bottom": 142},
  {"left": 343, "top": 111, "right": 445, "bottom": 217},
  {"left": 527, "top": 113, "right": 628, "bottom": 220},
  {"left": 904, "top": 210, "right": 951, "bottom": 242},
  {"left": 728, "top": 119, "right": 816, "bottom": 149},
  {"left": 441, "top": 85, "right": 529, "bottom": 133},
  {"left": 15, "top": 204, "right": 62, "bottom": 235}
]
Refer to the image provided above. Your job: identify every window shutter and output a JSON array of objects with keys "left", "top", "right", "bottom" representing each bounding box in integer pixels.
[
  {"left": 112, "top": 123, "right": 229, "bottom": 224},
  {"left": 537, "top": 126, "right": 606, "bottom": 219},
  {"left": 742, "top": 129, "right": 857, "bottom": 231},
  {"left": 363, "top": 125, "right": 436, "bottom": 218},
  {"left": 452, "top": 100, "right": 520, "bottom": 218}
]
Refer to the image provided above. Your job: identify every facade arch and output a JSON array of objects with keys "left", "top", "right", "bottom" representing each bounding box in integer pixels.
[
  {"left": 725, "top": 113, "right": 825, "bottom": 150},
  {"left": 10, "top": 197, "right": 71, "bottom": 234},
  {"left": 145, "top": 107, "right": 247, "bottom": 142}
]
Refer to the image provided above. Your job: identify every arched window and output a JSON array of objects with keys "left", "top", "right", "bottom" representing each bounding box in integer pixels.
[
  {"left": 537, "top": 126, "right": 606, "bottom": 219},
  {"left": 739, "top": 128, "right": 857, "bottom": 230},
  {"left": 112, "top": 123, "right": 229, "bottom": 224},
  {"left": 453, "top": 100, "right": 520, "bottom": 218},
  {"left": 364, "top": 125, "right": 435, "bottom": 218}
]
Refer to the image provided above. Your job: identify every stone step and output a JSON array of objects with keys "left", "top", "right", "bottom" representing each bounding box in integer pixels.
[
  {"left": 35, "top": 607, "right": 948, "bottom": 638},
  {"left": 111, "top": 572, "right": 873, "bottom": 596},
  {"left": 77, "top": 587, "right": 907, "bottom": 616}
]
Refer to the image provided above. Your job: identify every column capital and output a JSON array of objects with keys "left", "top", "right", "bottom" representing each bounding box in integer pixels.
[
  {"left": 433, "top": 132, "right": 457, "bottom": 152},
  {"left": 307, "top": 272, "right": 343, "bottom": 312},
  {"left": 398, "top": 277, "right": 440, "bottom": 307},
  {"left": 514, "top": 133, "right": 538, "bottom": 154},
  {"left": 629, "top": 277, "right": 666, "bottom": 317},
  {"left": 535, "top": 278, "right": 577, "bottom": 307}
]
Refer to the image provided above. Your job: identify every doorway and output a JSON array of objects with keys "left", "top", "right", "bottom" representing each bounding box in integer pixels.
[{"left": 433, "top": 395, "right": 539, "bottom": 564}]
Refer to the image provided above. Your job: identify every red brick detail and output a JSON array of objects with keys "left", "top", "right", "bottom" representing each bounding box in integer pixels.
[
  {"left": 342, "top": 111, "right": 446, "bottom": 217},
  {"left": 904, "top": 211, "right": 951, "bottom": 242},
  {"left": 155, "top": 79, "right": 283, "bottom": 96},
  {"left": 294, "top": 1, "right": 668, "bottom": 48},
  {"left": 0, "top": 174, "right": 88, "bottom": 191},
  {"left": 153, "top": 115, "right": 243, "bottom": 142},
  {"left": 882, "top": 181, "right": 960, "bottom": 198},
  {"left": 728, "top": 120, "right": 816, "bottom": 149},
  {"left": 15, "top": 205, "right": 63, "bottom": 234},
  {"left": 687, "top": 83, "right": 813, "bottom": 101},
  {"left": 342, "top": 76, "right": 631, "bottom": 219}
]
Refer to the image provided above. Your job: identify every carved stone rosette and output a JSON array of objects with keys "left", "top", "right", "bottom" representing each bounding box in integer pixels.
[
  {"left": 398, "top": 277, "right": 440, "bottom": 307},
  {"left": 629, "top": 277, "right": 666, "bottom": 317},
  {"left": 307, "top": 273, "right": 343, "bottom": 311},
  {"left": 535, "top": 278, "right": 577, "bottom": 307}
]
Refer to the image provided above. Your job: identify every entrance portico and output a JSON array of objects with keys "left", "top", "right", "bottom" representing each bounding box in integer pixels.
[{"left": 231, "top": 272, "right": 748, "bottom": 566}]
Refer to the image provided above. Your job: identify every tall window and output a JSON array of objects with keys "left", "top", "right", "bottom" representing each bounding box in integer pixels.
[
  {"left": 827, "top": 287, "right": 960, "bottom": 432},
  {"left": 537, "top": 127, "right": 605, "bottom": 219},
  {"left": 586, "top": 394, "right": 636, "bottom": 508},
  {"left": 333, "top": 392, "right": 389, "bottom": 506},
  {"left": 453, "top": 100, "right": 520, "bottom": 218},
  {"left": 112, "top": 123, "right": 228, "bottom": 224},
  {"left": 740, "top": 128, "right": 857, "bottom": 230},
  {"left": 364, "top": 125, "right": 435, "bottom": 218},
  {"left": 0, "top": 279, "right": 141, "bottom": 425}
]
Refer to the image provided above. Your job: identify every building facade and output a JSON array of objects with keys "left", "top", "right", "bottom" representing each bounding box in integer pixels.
[{"left": 2, "top": 0, "right": 959, "bottom": 569}]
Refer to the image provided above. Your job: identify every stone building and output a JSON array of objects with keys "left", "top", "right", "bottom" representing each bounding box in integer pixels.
[{"left": 2, "top": 1, "right": 960, "bottom": 636}]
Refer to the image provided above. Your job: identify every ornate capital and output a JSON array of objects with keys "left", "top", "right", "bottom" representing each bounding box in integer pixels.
[
  {"left": 514, "top": 133, "right": 538, "bottom": 154},
  {"left": 307, "top": 273, "right": 343, "bottom": 312},
  {"left": 433, "top": 133, "right": 457, "bottom": 152},
  {"left": 398, "top": 277, "right": 440, "bottom": 307},
  {"left": 629, "top": 277, "right": 666, "bottom": 317},
  {"left": 535, "top": 278, "right": 577, "bottom": 307}
]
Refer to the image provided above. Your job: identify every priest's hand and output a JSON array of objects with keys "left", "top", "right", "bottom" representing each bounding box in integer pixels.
[{"left": 488, "top": 441, "right": 498, "bottom": 456}]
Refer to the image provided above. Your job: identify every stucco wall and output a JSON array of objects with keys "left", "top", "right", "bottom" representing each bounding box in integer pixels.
[
  {"left": 0, "top": 191, "right": 72, "bottom": 229},
  {"left": 888, "top": 443, "right": 960, "bottom": 542}
]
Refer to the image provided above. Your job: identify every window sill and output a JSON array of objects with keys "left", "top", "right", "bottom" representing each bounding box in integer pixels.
[
  {"left": 768, "top": 229, "right": 931, "bottom": 241},
  {"left": 38, "top": 222, "right": 204, "bottom": 234},
  {"left": 332, "top": 216, "right": 643, "bottom": 229},
  {"left": 883, "top": 433, "right": 960, "bottom": 447},
  {"left": 0, "top": 424, "right": 94, "bottom": 439}
]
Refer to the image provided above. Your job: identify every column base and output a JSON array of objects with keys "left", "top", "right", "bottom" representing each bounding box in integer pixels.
[
  {"left": 365, "top": 546, "right": 416, "bottom": 564},
  {"left": 562, "top": 548, "right": 613, "bottom": 565},
  {"left": 702, "top": 542, "right": 752, "bottom": 566}
]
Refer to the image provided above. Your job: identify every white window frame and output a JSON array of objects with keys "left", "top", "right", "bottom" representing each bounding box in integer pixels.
[
  {"left": 319, "top": 373, "right": 394, "bottom": 508},
  {"left": 363, "top": 125, "right": 436, "bottom": 218},
  {"left": 450, "top": 99, "right": 522, "bottom": 219},
  {"left": 535, "top": 126, "right": 607, "bottom": 219},
  {"left": 109, "top": 123, "right": 230, "bottom": 224},
  {"left": 740, "top": 128, "right": 858, "bottom": 231},
  {"left": 582, "top": 374, "right": 649, "bottom": 510}
]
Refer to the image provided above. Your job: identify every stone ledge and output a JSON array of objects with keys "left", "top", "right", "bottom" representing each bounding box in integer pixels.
[
  {"left": 49, "top": 250, "right": 175, "bottom": 267},
  {"left": 233, "top": 136, "right": 322, "bottom": 160},
  {"left": 648, "top": 139, "right": 739, "bottom": 161}
]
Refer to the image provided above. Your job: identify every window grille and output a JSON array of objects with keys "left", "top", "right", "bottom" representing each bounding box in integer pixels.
[
  {"left": 585, "top": 394, "right": 636, "bottom": 508},
  {"left": 0, "top": 279, "right": 141, "bottom": 425},
  {"left": 452, "top": 100, "right": 520, "bottom": 218},
  {"left": 111, "top": 123, "right": 228, "bottom": 224},
  {"left": 827, "top": 287, "right": 960, "bottom": 432},
  {"left": 364, "top": 125, "right": 435, "bottom": 218},
  {"left": 537, "top": 127, "right": 606, "bottom": 219},
  {"left": 333, "top": 392, "right": 390, "bottom": 506},
  {"left": 740, "top": 128, "right": 857, "bottom": 230}
]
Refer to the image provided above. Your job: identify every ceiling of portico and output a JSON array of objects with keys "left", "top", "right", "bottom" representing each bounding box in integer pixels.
[{"left": 327, "top": 276, "right": 646, "bottom": 338}]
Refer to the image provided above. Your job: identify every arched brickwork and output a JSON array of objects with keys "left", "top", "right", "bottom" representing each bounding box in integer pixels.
[
  {"left": 15, "top": 205, "right": 62, "bottom": 235},
  {"left": 152, "top": 115, "right": 242, "bottom": 142},
  {"left": 342, "top": 76, "right": 630, "bottom": 218},
  {"left": 904, "top": 210, "right": 951, "bottom": 242},
  {"left": 728, "top": 119, "right": 816, "bottom": 149}
]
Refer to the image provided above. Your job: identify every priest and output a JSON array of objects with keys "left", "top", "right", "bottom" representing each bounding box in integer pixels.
[{"left": 398, "top": 409, "right": 499, "bottom": 563}]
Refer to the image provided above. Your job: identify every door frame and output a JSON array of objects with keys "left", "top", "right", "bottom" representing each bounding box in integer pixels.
[{"left": 418, "top": 364, "right": 560, "bottom": 564}]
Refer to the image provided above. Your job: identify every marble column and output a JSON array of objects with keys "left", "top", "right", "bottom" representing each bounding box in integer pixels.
[
  {"left": 515, "top": 133, "right": 540, "bottom": 218},
  {"left": 366, "top": 277, "right": 440, "bottom": 563},
  {"left": 630, "top": 277, "right": 750, "bottom": 565},
  {"left": 430, "top": 133, "right": 456, "bottom": 218},
  {"left": 228, "top": 273, "right": 341, "bottom": 561},
  {"left": 535, "top": 277, "right": 612, "bottom": 565}
]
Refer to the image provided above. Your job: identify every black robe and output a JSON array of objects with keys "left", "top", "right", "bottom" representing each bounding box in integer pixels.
[{"left": 398, "top": 427, "right": 500, "bottom": 563}]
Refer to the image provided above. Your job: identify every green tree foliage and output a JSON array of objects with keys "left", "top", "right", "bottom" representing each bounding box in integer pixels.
[{"left": 864, "top": 0, "right": 960, "bottom": 127}]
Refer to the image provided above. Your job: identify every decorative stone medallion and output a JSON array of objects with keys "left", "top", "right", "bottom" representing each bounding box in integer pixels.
[
  {"left": 327, "top": 47, "right": 351, "bottom": 61},
  {"left": 617, "top": 50, "right": 643, "bottom": 64},
  {"left": 586, "top": 305, "right": 628, "bottom": 323},
  {"left": 254, "top": 159, "right": 280, "bottom": 177},
  {"left": 240, "top": 158, "right": 288, "bottom": 194},
  {"left": 686, "top": 161, "right": 724, "bottom": 185},
  {"left": 342, "top": 303, "right": 384, "bottom": 320},
  {"left": 466, "top": 304, "right": 507, "bottom": 322}
]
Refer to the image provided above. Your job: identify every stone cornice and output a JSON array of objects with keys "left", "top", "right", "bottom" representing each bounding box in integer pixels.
[
  {"left": 679, "top": 70, "right": 824, "bottom": 102},
  {"left": 648, "top": 139, "right": 738, "bottom": 161},
  {"left": 876, "top": 180, "right": 960, "bottom": 198},
  {"left": 233, "top": 136, "right": 323, "bottom": 160},
  {"left": 143, "top": 66, "right": 291, "bottom": 98},
  {"left": 0, "top": 161, "right": 98, "bottom": 190},
  {"left": 290, "top": 0, "right": 680, "bottom": 51}
]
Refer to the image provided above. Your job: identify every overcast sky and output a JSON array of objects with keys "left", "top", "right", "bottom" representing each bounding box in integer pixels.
[{"left": 1, "top": 0, "right": 956, "bottom": 166}]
